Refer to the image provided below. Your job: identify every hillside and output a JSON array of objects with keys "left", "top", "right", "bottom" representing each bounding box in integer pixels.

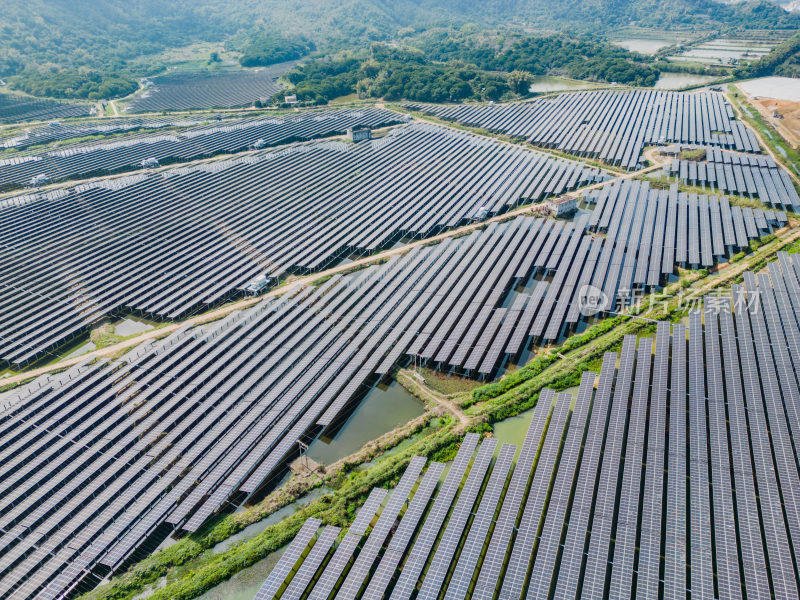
[{"left": 1, "top": 0, "right": 798, "bottom": 99}]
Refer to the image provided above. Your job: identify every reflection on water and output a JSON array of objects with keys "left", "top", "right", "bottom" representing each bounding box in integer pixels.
[
  {"left": 492, "top": 385, "right": 580, "bottom": 452},
  {"left": 306, "top": 379, "right": 424, "bottom": 465},
  {"left": 198, "top": 549, "right": 286, "bottom": 600},
  {"left": 654, "top": 73, "right": 720, "bottom": 90},
  {"left": 529, "top": 77, "right": 598, "bottom": 94}
]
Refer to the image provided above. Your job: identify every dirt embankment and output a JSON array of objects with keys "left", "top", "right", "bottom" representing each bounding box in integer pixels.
[{"left": 752, "top": 97, "right": 800, "bottom": 148}]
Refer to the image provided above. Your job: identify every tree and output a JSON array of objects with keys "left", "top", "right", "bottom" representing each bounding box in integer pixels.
[
  {"left": 507, "top": 70, "right": 535, "bottom": 94},
  {"left": 449, "top": 81, "right": 472, "bottom": 101}
]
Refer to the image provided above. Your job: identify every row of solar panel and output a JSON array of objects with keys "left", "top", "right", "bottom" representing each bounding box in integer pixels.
[
  {"left": 0, "top": 207, "right": 790, "bottom": 597},
  {"left": 0, "top": 94, "right": 93, "bottom": 125},
  {"left": 0, "top": 114, "right": 231, "bottom": 150},
  {"left": 585, "top": 179, "right": 786, "bottom": 280},
  {"left": 665, "top": 154, "right": 799, "bottom": 210},
  {"left": 0, "top": 122, "right": 605, "bottom": 366},
  {"left": 0, "top": 106, "right": 404, "bottom": 189},
  {"left": 405, "top": 89, "right": 759, "bottom": 170},
  {"left": 127, "top": 62, "right": 294, "bottom": 113},
  {"left": 0, "top": 214, "right": 605, "bottom": 598},
  {"left": 262, "top": 255, "right": 800, "bottom": 599}
]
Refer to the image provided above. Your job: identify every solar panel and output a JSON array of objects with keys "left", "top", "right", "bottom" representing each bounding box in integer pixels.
[
  {"left": 687, "top": 311, "right": 714, "bottom": 599},
  {"left": 716, "top": 297, "right": 777, "bottom": 599},
  {"left": 388, "top": 434, "right": 480, "bottom": 600},
  {"left": 415, "top": 439, "right": 497, "bottom": 600},
  {"left": 607, "top": 337, "right": 652, "bottom": 600},
  {"left": 738, "top": 276, "right": 800, "bottom": 572},
  {"left": 551, "top": 353, "right": 617, "bottom": 600},
  {"left": 664, "top": 323, "right": 687, "bottom": 600},
  {"left": 730, "top": 284, "right": 799, "bottom": 599},
  {"left": 281, "top": 525, "right": 342, "bottom": 600},
  {"left": 635, "top": 323, "right": 668, "bottom": 600},
  {"left": 499, "top": 392, "right": 570, "bottom": 600},
  {"left": 579, "top": 336, "right": 637, "bottom": 600},
  {"left": 254, "top": 518, "right": 321, "bottom": 600},
  {"left": 334, "top": 455, "right": 427, "bottom": 600},
  {"left": 443, "top": 443, "right": 516, "bottom": 600},
  {"left": 361, "top": 462, "right": 446, "bottom": 600},
  {"left": 702, "top": 304, "right": 742, "bottom": 600},
  {"left": 471, "top": 390, "right": 556, "bottom": 600}
]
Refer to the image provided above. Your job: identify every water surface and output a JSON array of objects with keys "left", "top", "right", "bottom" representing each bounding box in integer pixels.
[
  {"left": 529, "top": 77, "right": 598, "bottom": 94},
  {"left": 197, "top": 549, "right": 286, "bottom": 600},
  {"left": 614, "top": 38, "right": 673, "bottom": 55},
  {"left": 306, "top": 379, "right": 424, "bottom": 465},
  {"left": 213, "top": 487, "right": 333, "bottom": 554},
  {"left": 654, "top": 73, "right": 720, "bottom": 90}
]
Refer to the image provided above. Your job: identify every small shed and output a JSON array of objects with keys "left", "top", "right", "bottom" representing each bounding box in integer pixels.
[
  {"left": 346, "top": 127, "right": 371, "bottom": 142},
  {"left": 545, "top": 195, "right": 577, "bottom": 217}
]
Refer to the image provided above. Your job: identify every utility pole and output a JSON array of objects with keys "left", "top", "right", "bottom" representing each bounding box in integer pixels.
[{"left": 298, "top": 440, "right": 310, "bottom": 471}]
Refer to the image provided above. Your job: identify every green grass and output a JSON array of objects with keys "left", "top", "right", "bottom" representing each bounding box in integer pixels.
[
  {"left": 417, "top": 367, "right": 483, "bottom": 396},
  {"left": 641, "top": 173, "right": 766, "bottom": 208},
  {"left": 678, "top": 147, "right": 706, "bottom": 160}
]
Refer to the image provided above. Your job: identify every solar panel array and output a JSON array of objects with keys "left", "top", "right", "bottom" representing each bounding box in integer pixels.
[
  {"left": 584, "top": 179, "right": 784, "bottom": 280},
  {"left": 0, "top": 94, "right": 92, "bottom": 125},
  {"left": 0, "top": 122, "right": 605, "bottom": 366},
  {"left": 406, "top": 89, "right": 759, "bottom": 170},
  {"left": 0, "top": 107, "right": 404, "bottom": 190},
  {"left": 0, "top": 214, "right": 594, "bottom": 596},
  {"left": 127, "top": 63, "right": 293, "bottom": 113},
  {"left": 0, "top": 114, "right": 224, "bottom": 151},
  {"left": 261, "top": 253, "right": 800, "bottom": 600},
  {"left": 665, "top": 146, "right": 800, "bottom": 210}
]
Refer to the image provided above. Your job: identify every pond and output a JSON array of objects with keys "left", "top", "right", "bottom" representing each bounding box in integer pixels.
[
  {"left": 305, "top": 379, "right": 425, "bottom": 465},
  {"left": 614, "top": 38, "right": 673, "bottom": 55},
  {"left": 654, "top": 73, "right": 720, "bottom": 90},
  {"left": 529, "top": 76, "right": 599, "bottom": 94},
  {"left": 492, "top": 385, "right": 580, "bottom": 453}
]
